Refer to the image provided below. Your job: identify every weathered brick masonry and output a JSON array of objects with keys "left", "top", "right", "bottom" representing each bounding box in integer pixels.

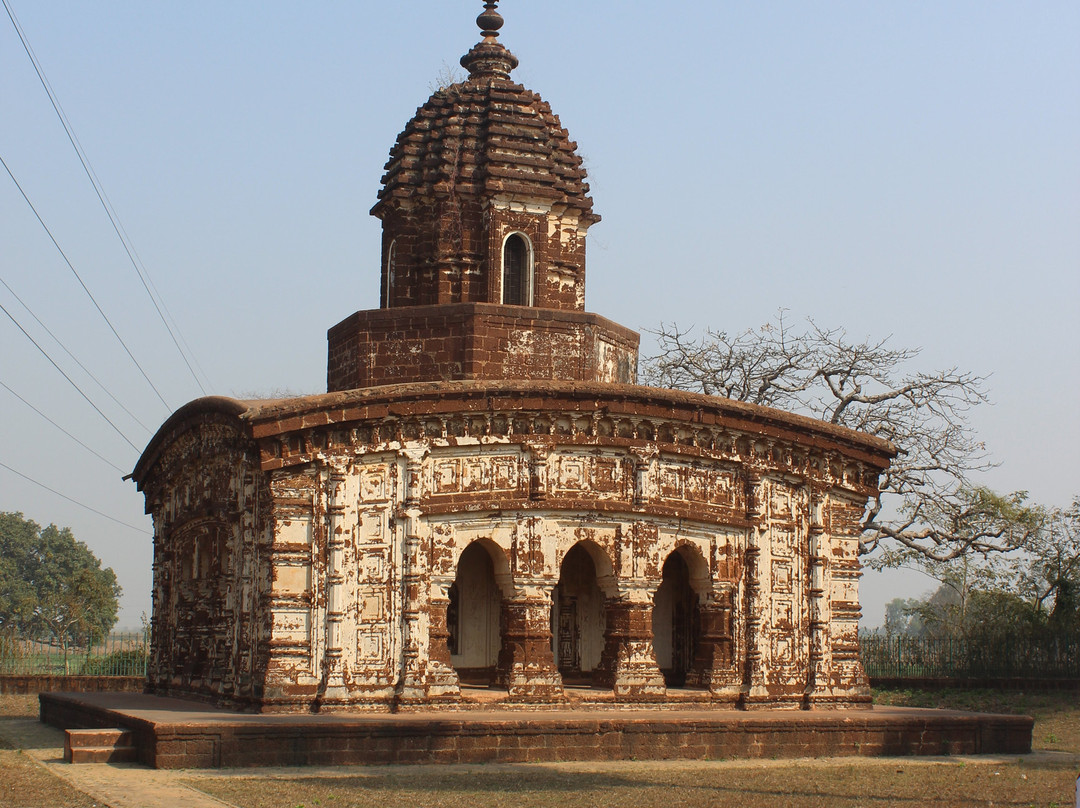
[
  {"left": 130, "top": 2, "right": 895, "bottom": 715},
  {"left": 327, "top": 304, "right": 638, "bottom": 391}
]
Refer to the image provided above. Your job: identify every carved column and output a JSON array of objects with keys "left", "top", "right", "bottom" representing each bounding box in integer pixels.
[
  {"left": 428, "top": 577, "right": 456, "bottom": 672},
  {"left": 595, "top": 584, "right": 667, "bottom": 701},
  {"left": 803, "top": 484, "right": 831, "bottom": 707},
  {"left": 395, "top": 448, "right": 460, "bottom": 704},
  {"left": 687, "top": 584, "right": 739, "bottom": 701},
  {"left": 742, "top": 471, "right": 769, "bottom": 706},
  {"left": 320, "top": 470, "right": 349, "bottom": 704},
  {"left": 495, "top": 580, "right": 564, "bottom": 701},
  {"left": 824, "top": 487, "right": 872, "bottom": 707}
]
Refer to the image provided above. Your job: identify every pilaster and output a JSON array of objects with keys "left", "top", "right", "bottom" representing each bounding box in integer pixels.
[
  {"left": 803, "top": 484, "right": 832, "bottom": 707},
  {"left": 687, "top": 584, "right": 739, "bottom": 701},
  {"left": 395, "top": 448, "right": 460, "bottom": 705},
  {"left": 319, "top": 470, "right": 350, "bottom": 704},
  {"left": 741, "top": 471, "right": 769, "bottom": 706}
]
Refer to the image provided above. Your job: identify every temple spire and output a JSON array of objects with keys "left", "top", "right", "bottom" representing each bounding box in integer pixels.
[{"left": 460, "top": 0, "right": 519, "bottom": 80}]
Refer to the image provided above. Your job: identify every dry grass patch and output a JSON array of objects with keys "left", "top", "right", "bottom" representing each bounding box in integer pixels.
[
  {"left": 0, "top": 749, "right": 100, "bottom": 808},
  {"left": 188, "top": 757, "right": 1079, "bottom": 808},
  {"left": 0, "top": 694, "right": 39, "bottom": 721}
]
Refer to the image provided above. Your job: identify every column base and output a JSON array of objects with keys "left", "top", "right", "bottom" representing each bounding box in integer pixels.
[
  {"left": 395, "top": 661, "right": 461, "bottom": 706},
  {"left": 495, "top": 598, "right": 565, "bottom": 702},
  {"left": 595, "top": 600, "right": 667, "bottom": 701}
]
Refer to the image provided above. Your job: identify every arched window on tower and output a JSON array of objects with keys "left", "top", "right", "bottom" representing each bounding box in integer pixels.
[
  {"left": 383, "top": 239, "right": 397, "bottom": 307},
  {"left": 502, "top": 233, "right": 532, "bottom": 306}
]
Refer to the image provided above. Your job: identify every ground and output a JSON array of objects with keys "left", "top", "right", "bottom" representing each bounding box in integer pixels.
[{"left": 0, "top": 690, "right": 1077, "bottom": 808}]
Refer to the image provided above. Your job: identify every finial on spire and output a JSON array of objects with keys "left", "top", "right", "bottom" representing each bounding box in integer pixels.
[
  {"left": 477, "top": 1, "right": 504, "bottom": 39},
  {"left": 461, "top": 0, "right": 518, "bottom": 81}
]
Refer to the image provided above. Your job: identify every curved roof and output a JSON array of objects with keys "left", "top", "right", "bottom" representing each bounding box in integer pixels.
[
  {"left": 131, "top": 380, "right": 896, "bottom": 487},
  {"left": 371, "top": 8, "right": 596, "bottom": 223}
]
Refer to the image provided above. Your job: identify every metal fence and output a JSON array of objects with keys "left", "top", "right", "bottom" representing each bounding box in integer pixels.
[
  {"left": 5, "top": 628, "right": 1077, "bottom": 681},
  {"left": 860, "top": 633, "right": 1080, "bottom": 680},
  {"left": 0, "top": 632, "right": 148, "bottom": 677}
]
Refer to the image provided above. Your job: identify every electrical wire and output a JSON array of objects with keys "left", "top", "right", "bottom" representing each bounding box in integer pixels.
[
  {"left": 0, "top": 152, "right": 171, "bottom": 412},
  {"left": 0, "top": 460, "right": 147, "bottom": 533},
  {"left": 0, "top": 380, "right": 127, "bottom": 473},
  {"left": 109, "top": 214, "right": 214, "bottom": 393},
  {"left": 0, "top": 275, "right": 152, "bottom": 435},
  {"left": 2, "top": 0, "right": 209, "bottom": 396},
  {"left": 0, "top": 299, "right": 140, "bottom": 453}
]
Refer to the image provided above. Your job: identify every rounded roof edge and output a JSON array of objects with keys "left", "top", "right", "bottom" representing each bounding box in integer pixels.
[
  {"left": 129, "top": 395, "right": 270, "bottom": 488},
  {"left": 240, "top": 380, "right": 897, "bottom": 465}
]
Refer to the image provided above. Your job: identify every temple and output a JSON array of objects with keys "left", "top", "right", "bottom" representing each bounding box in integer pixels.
[{"left": 131, "top": 2, "right": 894, "bottom": 712}]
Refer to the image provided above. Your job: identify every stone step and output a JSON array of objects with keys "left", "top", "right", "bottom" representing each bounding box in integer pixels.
[{"left": 64, "top": 728, "right": 137, "bottom": 764}]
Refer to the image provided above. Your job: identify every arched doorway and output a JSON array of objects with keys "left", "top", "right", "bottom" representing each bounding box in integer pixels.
[
  {"left": 447, "top": 542, "right": 503, "bottom": 685},
  {"left": 551, "top": 543, "right": 607, "bottom": 684},
  {"left": 652, "top": 548, "right": 706, "bottom": 687}
]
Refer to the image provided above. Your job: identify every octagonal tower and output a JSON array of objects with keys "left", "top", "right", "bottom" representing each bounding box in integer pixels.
[{"left": 327, "top": 3, "right": 637, "bottom": 391}]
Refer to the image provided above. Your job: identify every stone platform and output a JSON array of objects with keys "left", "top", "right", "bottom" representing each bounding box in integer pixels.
[{"left": 39, "top": 691, "right": 1033, "bottom": 770}]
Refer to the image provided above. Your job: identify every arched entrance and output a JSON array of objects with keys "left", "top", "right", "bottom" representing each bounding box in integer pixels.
[
  {"left": 551, "top": 543, "right": 607, "bottom": 684},
  {"left": 447, "top": 541, "right": 504, "bottom": 685},
  {"left": 652, "top": 546, "right": 708, "bottom": 687}
]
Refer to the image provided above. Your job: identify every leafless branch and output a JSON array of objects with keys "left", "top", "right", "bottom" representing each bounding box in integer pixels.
[{"left": 642, "top": 311, "right": 1034, "bottom": 560}]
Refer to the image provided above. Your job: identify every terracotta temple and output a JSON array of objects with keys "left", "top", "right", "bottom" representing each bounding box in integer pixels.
[{"left": 131, "top": 2, "right": 894, "bottom": 713}]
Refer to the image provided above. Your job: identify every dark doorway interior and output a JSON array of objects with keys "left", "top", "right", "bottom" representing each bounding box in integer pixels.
[
  {"left": 551, "top": 543, "right": 605, "bottom": 684},
  {"left": 448, "top": 542, "right": 502, "bottom": 685},
  {"left": 652, "top": 551, "right": 700, "bottom": 687}
]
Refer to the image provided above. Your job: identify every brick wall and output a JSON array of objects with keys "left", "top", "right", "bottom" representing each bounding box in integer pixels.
[
  {"left": 327, "top": 303, "right": 639, "bottom": 391},
  {"left": 0, "top": 675, "right": 144, "bottom": 695}
]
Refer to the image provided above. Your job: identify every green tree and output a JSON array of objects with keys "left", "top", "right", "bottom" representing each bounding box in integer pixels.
[
  {"left": 1017, "top": 497, "right": 1080, "bottom": 637},
  {"left": 883, "top": 597, "right": 926, "bottom": 637},
  {"left": 0, "top": 512, "right": 121, "bottom": 671}
]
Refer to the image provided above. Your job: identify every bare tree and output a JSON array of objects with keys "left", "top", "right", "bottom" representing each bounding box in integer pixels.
[{"left": 641, "top": 312, "right": 1040, "bottom": 561}]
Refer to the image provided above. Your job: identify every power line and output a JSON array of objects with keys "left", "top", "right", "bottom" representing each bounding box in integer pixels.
[
  {"left": 0, "top": 379, "right": 127, "bottom": 473},
  {"left": 0, "top": 152, "right": 171, "bottom": 412},
  {"left": 0, "top": 460, "right": 146, "bottom": 533},
  {"left": 0, "top": 299, "right": 141, "bottom": 453},
  {"left": 2, "top": 0, "right": 209, "bottom": 396},
  {"left": 0, "top": 275, "right": 152, "bottom": 435},
  {"left": 109, "top": 214, "right": 214, "bottom": 393}
]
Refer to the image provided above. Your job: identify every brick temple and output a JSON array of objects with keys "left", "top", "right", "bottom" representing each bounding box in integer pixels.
[{"left": 130, "top": 2, "right": 895, "bottom": 713}]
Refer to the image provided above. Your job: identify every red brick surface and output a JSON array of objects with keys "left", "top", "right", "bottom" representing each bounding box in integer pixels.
[
  {"left": 0, "top": 675, "right": 144, "bottom": 695},
  {"left": 40, "top": 692, "right": 1033, "bottom": 770},
  {"left": 326, "top": 304, "right": 639, "bottom": 391}
]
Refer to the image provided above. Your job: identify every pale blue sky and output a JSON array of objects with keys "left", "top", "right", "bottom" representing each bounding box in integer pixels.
[{"left": 2, "top": 1, "right": 1077, "bottom": 627}]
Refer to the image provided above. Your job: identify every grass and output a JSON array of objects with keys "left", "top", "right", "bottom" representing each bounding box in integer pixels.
[
  {"left": 185, "top": 688, "right": 1080, "bottom": 808},
  {"left": 0, "top": 749, "right": 101, "bottom": 808},
  {"left": 188, "top": 758, "right": 1080, "bottom": 808},
  {"left": 0, "top": 694, "right": 40, "bottom": 720},
  {"left": 0, "top": 689, "right": 1077, "bottom": 808},
  {"left": 0, "top": 694, "right": 100, "bottom": 807}
]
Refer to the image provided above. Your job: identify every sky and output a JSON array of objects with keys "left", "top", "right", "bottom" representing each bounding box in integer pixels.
[{"left": 2, "top": 1, "right": 1077, "bottom": 630}]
